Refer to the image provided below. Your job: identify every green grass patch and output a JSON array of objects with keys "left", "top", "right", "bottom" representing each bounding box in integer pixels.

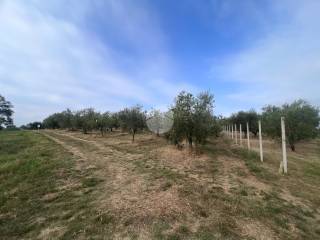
[
  {"left": 0, "top": 131, "right": 110, "bottom": 239},
  {"left": 234, "top": 148, "right": 277, "bottom": 181}
]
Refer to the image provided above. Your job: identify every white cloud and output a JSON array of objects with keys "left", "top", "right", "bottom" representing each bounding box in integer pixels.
[
  {"left": 212, "top": 0, "right": 320, "bottom": 113},
  {"left": 0, "top": 0, "right": 195, "bottom": 125}
]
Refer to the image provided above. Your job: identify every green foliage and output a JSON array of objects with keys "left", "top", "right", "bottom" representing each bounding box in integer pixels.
[
  {"left": 168, "top": 91, "right": 217, "bottom": 147},
  {"left": 42, "top": 108, "right": 120, "bottom": 134},
  {"left": 193, "top": 92, "right": 216, "bottom": 144},
  {"left": 21, "top": 122, "right": 42, "bottom": 130},
  {"left": 96, "top": 112, "right": 108, "bottom": 135},
  {"left": 0, "top": 95, "right": 14, "bottom": 129},
  {"left": 42, "top": 109, "right": 73, "bottom": 129},
  {"left": 229, "top": 110, "right": 259, "bottom": 136},
  {"left": 118, "top": 105, "right": 146, "bottom": 142},
  {"left": 170, "top": 91, "right": 195, "bottom": 145},
  {"left": 262, "top": 99, "right": 320, "bottom": 151},
  {"left": 75, "top": 108, "right": 99, "bottom": 134},
  {"left": 96, "top": 112, "right": 119, "bottom": 135}
]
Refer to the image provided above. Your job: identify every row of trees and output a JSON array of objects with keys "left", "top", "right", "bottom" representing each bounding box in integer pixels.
[
  {"left": 226, "top": 110, "right": 260, "bottom": 136},
  {"left": 226, "top": 100, "right": 320, "bottom": 151},
  {"left": 42, "top": 107, "right": 146, "bottom": 141},
  {"left": 261, "top": 100, "right": 319, "bottom": 151},
  {"left": 41, "top": 91, "right": 221, "bottom": 145},
  {"left": 21, "top": 122, "right": 42, "bottom": 130},
  {"left": 2, "top": 92, "right": 319, "bottom": 151}
]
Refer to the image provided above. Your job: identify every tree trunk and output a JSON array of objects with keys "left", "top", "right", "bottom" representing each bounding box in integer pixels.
[
  {"left": 290, "top": 144, "right": 295, "bottom": 151},
  {"left": 132, "top": 130, "right": 135, "bottom": 142},
  {"left": 188, "top": 137, "right": 193, "bottom": 148}
]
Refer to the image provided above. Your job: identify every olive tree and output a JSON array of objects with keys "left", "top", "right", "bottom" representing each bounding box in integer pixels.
[
  {"left": 229, "top": 110, "right": 259, "bottom": 136},
  {"left": 0, "top": 95, "right": 14, "bottom": 129},
  {"left": 118, "top": 106, "right": 146, "bottom": 142},
  {"left": 58, "top": 109, "right": 73, "bottom": 129},
  {"left": 169, "top": 91, "right": 216, "bottom": 147},
  {"left": 170, "top": 91, "right": 195, "bottom": 146},
  {"left": 43, "top": 109, "right": 74, "bottom": 129},
  {"left": 96, "top": 112, "right": 116, "bottom": 135},
  {"left": 43, "top": 113, "right": 59, "bottom": 129},
  {"left": 193, "top": 92, "right": 216, "bottom": 145},
  {"left": 75, "top": 108, "right": 99, "bottom": 134},
  {"left": 262, "top": 100, "right": 319, "bottom": 151}
]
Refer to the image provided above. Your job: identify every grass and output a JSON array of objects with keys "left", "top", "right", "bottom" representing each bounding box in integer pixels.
[
  {"left": 0, "top": 130, "right": 111, "bottom": 239},
  {"left": 1, "top": 130, "right": 320, "bottom": 239}
]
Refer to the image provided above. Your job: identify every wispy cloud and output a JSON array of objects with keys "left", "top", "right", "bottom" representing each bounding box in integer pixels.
[
  {"left": 211, "top": 0, "right": 320, "bottom": 114},
  {"left": 2, "top": 0, "right": 318, "bottom": 123},
  {"left": 0, "top": 0, "right": 196, "bottom": 125}
]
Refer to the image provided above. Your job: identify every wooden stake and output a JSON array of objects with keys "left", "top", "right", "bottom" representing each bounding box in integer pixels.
[
  {"left": 258, "top": 120, "right": 263, "bottom": 162},
  {"left": 232, "top": 125, "right": 234, "bottom": 139},
  {"left": 246, "top": 122, "right": 250, "bottom": 150},
  {"left": 281, "top": 117, "right": 288, "bottom": 173},
  {"left": 235, "top": 124, "right": 237, "bottom": 144}
]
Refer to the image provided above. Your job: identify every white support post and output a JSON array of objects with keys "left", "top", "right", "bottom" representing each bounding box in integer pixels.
[
  {"left": 281, "top": 117, "right": 288, "bottom": 174},
  {"left": 258, "top": 120, "right": 263, "bottom": 162},
  {"left": 246, "top": 122, "right": 250, "bottom": 150},
  {"left": 235, "top": 124, "right": 238, "bottom": 144},
  {"left": 232, "top": 125, "right": 234, "bottom": 139},
  {"left": 240, "top": 124, "right": 242, "bottom": 146}
]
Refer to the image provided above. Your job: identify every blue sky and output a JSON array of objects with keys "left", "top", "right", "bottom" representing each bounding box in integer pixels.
[{"left": 1, "top": 0, "right": 319, "bottom": 126}]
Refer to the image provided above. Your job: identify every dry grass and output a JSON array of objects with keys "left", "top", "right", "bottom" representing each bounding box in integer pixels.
[
  {"left": 239, "top": 219, "right": 277, "bottom": 240},
  {"left": 1, "top": 130, "right": 319, "bottom": 239}
]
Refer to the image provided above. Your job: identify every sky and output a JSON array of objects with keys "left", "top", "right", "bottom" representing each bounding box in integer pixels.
[{"left": 0, "top": 0, "right": 319, "bottom": 126}]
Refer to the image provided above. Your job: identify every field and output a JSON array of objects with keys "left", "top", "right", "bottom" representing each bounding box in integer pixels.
[{"left": 0, "top": 130, "right": 320, "bottom": 239}]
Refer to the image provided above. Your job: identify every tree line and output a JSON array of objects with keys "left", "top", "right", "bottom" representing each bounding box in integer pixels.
[
  {"left": 1, "top": 92, "right": 319, "bottom": 150},
  {"left": 224, "top": 99, "right": 320, "bottom": 151},
  {"left": 40, "top": 106, "right": 146, "bottom": 142},
  {"left": 31, "top": 91, "right": 221, "bottom": 146}
]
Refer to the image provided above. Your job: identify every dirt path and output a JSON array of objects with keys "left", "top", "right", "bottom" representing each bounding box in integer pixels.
[
  {"left": 42, "top": 130, "right": 318, "bottom": 239},
  {"left": 42, "top": 131, "right": 192, "bottom": 239}
]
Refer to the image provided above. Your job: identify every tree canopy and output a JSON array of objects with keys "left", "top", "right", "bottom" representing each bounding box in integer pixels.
[
  {"left": 262, "top": 99, "right": 319, "bottom": 151},
  {"left": 118, "top": 105, "right": 146, "bottom": 142},
  {"left": 168, "top": 91, "right": 218, "bottom": 147},
  {"left": 229, "top": 110, "right": 259, "bottom": 136},
  {"left": 0, "top": 95, "right": 14, "bottom": 130}
]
